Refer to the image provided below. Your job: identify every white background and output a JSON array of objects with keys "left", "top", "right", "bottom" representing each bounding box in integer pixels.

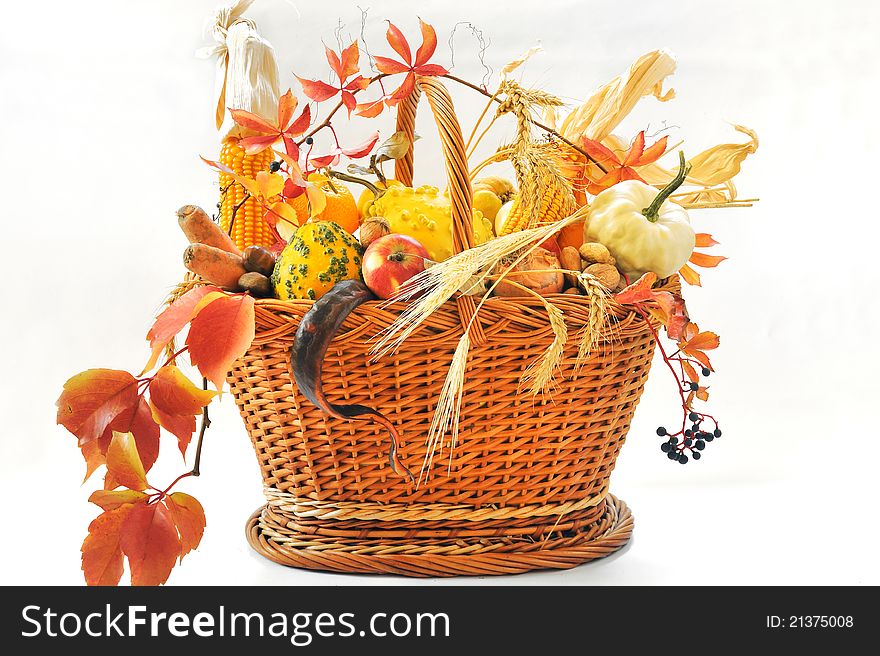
[{"left": 1, "top": 0, "right": 878, "bottom": 586}]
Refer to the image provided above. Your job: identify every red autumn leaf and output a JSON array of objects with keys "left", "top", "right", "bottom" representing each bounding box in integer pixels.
[
  {"left": 631, "top": 135, "right": 668, "bottom": 166},
  {"left": 385, "top": 21, "right": 413, "bottom": 64},
  {"left": 623, "top": 131, "right": 645, "bottom": 166},
  {"left": 414, "top": 19, "right": 437, "bottom": 66},
  {"left": 105, "top": 431, "right": 148, "bottom": 492},
  {"left": 683, "top": 361, "right": 699, "bottom": 384},
  {"left": 310, "top": 131, "right": 380, "bottom": 167},
  {"left": 143, "top": 285, "right": 223, "bottom": 373},
  {"left": 373, "top": 55, "right": 411, "bottom": 75},
  {"left": 308, "top": 153, "right": 340, "bottom": 168},
  {"left": 389, "top": 72, "right": 416, "bottom": 104},
  {"left": 355, "top": 97, "right": 387, "bottom": 118},
  {"left": 614, "top": 272, "right": 659, "bottom": 305},
  {"left": 343, "top": 76, "right": 371, "bottom": 92},
  {"left": 164, "top": 492, "right": 206, "bottom": 562},
  {"left": 149, "top": 365, "right": 217, "bottom": 417},
  {"left": 186, "top": 293, "right": 256, "bottom": 391},
  {"left": 82, "top": 504, "right": 138, "bottom": 586},
  {"left": 678, "top": 263, "right": 701, "bottom": 286},
  {"left": 231, "top": 90, "right": 311, "bottom": 154},
  {"left": 413, "top": 63, "right": 449, "bottom": 76},
  {"left": 328, "top": 41, "right": 360, "bottom": 81},
  {"left": 149, "top": 401, "right": 196, "bottom": 457},
  {"left": 580, "top": 137, "right": 622, "bottom": 170},
  {"left": 694, "top": 232, "right": 720, "bottom": 248},
  {"left": 666, "top": 294, "right": 690, "bottom": 341},
  {"left": 689, "top": 251, "right": 728, "bottom": 268},
  {"left": 89, "top": 489, "right": 148, "bottom": 511},
  {"left": 99, "top": 395, "right": 160, "bottom": 474},
  {"left": 120, "top": 502, "right": 181, "bottom": 586},
  {"left": 341, "top": 91, "right": 357, "bottom": 113},
  {"left": 296, "top": 76, "right": 338, "bottom": 102},
  {"left": 227, "top": 108, "right": 275, "bottom": 134},
  {"left": 57, "top": 369, "right": 139, "bottom": 446}
]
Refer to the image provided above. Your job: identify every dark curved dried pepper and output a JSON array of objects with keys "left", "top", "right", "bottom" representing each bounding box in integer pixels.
[{"left": 290, "top": 279, "right": 414, "bottom": 483}]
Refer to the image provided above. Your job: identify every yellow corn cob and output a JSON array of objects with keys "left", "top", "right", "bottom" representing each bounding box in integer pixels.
[
  {"left": 219, "top": 137, "right": 275, "bottom": 250},
  {"left": 499, "top": 179, "right": 572, "bottom": 235}
]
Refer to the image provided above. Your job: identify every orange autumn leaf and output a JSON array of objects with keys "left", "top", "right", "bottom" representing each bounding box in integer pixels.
[
  {"left": 149, "top": 366, "right": 217, "bottom": 417},
  {"left": 105, "top": 431, "right": 148, "bottom": 492},
  {"left": 57, "top": 369, "right": 139, "bottom": 446},
  {"left": 89, "top": 489, "right": 148, "bottom": 511},
  {"left": 82, "top": 504, "right": 137, "bottom": 587},
  {"left": 694, "top": 232, "right": 719, "bottom": 248},
  {"left": 696, "top": 386, "right": 710, "bottom": 402},
  {"left": 689, "top": 251, "right": 727, "bottom": 268},
  {"left": 98, "top": 396, "right": 160, "bottom": 475},
  {"left": 682, "top": 361, "right": 699, "bottom": 384},
  {"left": 581, "top": 131, "right": 667, "bottom": 195},
  {"left": 680, "top": 330, "right": 720, "bottom": 353},
  {"left": 678, "top": 263, "right": 701, "bottom": 286},
  {"left": 149, "top": 401, "right": 196, "bottom": 457},
  {"left": 119, "top": 502, "right": 181, "bottom": 587},
  {"left": 186, "top": 293, "right": 255, "bottom": 391},
  {"left": 165, "top": 493, "right": 206, "bottom": 562},
  {"left": 143, "top": 285, "right": 223, "bottom": 374}
]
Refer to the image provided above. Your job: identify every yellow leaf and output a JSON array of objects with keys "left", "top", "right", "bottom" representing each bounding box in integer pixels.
[
  {"left": 105, "top": 432, "right": 147, "bottom": 492},
  {"left": 255, "top": 171, "right": 285, "bottom": 199},
  {"left": 305, "top": 183, "right": 327, "bottom": 217},
  {"left": 268, "top": 201, "right": 300, "bottom": 242}
]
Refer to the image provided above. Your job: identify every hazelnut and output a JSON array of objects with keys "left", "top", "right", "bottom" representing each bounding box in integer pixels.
[
  {"left": 578, "top": 242, "right": 615, "bottom": 265},
  {"left": 359, "top": 216, "right": 390, "bottom": 249},
  {"left": 563, "top": 286, "right": 582, "bottom": 295},
  {"left": 584, "top": 263, "right": 621, "bottom": 290}
]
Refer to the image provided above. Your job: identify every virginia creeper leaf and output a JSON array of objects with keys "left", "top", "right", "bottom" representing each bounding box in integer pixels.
[
  {"left": 89, "top": 489, "right": 148, "bottom": 511},
  {"left": 295, "top": 76, "right": 338, "bottom": 102},
  {"left": 105, "top": 431, "right": 148, "bottom": 492},
  {"left": 148, "top": 401, "right": 196, "bottom": 457},
  {"left": 143, "top": 285, "right": 223, "bottom": 373},
  {"left": 165, "top": 493, "right": 206, "bottom": 562},
  {"left": 414, "top": 19, "right": 437, "bottom": 66},
  {"left": 186, "top": 294, "right": 256, "bottom": 391},
  {"left": 100, "top": 395, "right": 160, "bottom": 474},
  {"left": 57, "top": 369, "right": 138, "bottom": 446},
  {"left": 689, "top": 252, "right": 727, "bottom": 268},
  {"left": 149, "top": 365, "right": 217, "bottom": 417},
  {"left": 683, "top": 361, "right": 698, "bottom": 384},
  {"left": 120, "top": 502, "right": 181, "bottom": 586},
  {"left": 82, "top": 504, "right": 137, "bottom": 586},
  {"left": 678, "top": 263, "right": 701, "bottom": 286},
  {"left": 385, "top": 21, "right": 412, "bottom": 64},
  {"left": 373, "top": 55, "right": 410, "bottom": 75},
  {"left": 694, "top": 233, "right": 720, "bottom": 248}
]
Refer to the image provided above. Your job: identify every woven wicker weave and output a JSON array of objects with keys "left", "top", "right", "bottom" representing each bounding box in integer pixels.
[{"left": 230, "top": 77, "right": 665, "bottom": 576}]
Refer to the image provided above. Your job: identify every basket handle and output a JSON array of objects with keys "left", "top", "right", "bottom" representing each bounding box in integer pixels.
[{"left": 394, "top": 76, "right": 474, "bottom": 254}]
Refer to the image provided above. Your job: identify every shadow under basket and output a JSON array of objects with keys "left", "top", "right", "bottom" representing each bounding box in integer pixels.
[
  {"left": 226, "top": 78, "right": 664, "bottom": 577},
  {"left": 228, "top": 288, "right": 661, "bottom": 577}
]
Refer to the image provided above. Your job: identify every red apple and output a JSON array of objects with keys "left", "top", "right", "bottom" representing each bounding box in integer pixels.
[{"left": 362, "top": 234, "right": 431, "bottom": 300}]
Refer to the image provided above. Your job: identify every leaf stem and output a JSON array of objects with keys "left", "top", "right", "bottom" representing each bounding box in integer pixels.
[{"left": 326, "top": 169, "right": 382, "bottom": 197}]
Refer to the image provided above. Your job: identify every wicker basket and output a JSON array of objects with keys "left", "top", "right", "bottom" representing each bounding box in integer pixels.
[{"left": 230, "top": 77, "right": 665, "bottom": 577}]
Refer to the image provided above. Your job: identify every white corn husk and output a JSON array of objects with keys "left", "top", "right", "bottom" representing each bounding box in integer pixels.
[{"left": 196, "top": 0, "right": 280, "bottom": 136}]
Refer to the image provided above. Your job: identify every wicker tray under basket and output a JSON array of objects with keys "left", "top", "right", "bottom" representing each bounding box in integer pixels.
[{"left": 229, "top": 77, "right": 665, "bottom": 577}]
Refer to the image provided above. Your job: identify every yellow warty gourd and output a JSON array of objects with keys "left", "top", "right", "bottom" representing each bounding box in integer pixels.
[
  {"left": 270, "top": 221, "right": 364, "bottom": 301},
  {"left": 367, "top": 185, "right": 495, "bottom": 262}
]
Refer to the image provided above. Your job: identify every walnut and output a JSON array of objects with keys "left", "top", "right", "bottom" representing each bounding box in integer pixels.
[
  {"left": 584, "top": 262, "right": 621, "bottom": 290},
  {"left": 578, "top": 242, "right": 615, "bottom": 265}
]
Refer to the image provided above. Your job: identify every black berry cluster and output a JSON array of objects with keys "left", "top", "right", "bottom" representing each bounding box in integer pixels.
[{"left": 657, "top": 415, "right": 722, "bottom": 464}]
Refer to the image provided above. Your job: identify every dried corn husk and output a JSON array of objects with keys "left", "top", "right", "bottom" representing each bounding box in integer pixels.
[
  {"left": 603, "top": 125, "right": 759, "bottom": 205},
  {"left": 560, "top": 49, "right": 677, "bottom": 142},
  {"left": 196, "top": 0, "right": 280, "bottom": 135}
]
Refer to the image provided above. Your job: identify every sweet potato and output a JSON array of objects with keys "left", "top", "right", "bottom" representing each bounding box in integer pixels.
[
  {"left": 177, "top": 205, "right": 241, "bottom": 256},
  {"left": 183, "top": 243, "right": 247, "bottom": 290}
]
